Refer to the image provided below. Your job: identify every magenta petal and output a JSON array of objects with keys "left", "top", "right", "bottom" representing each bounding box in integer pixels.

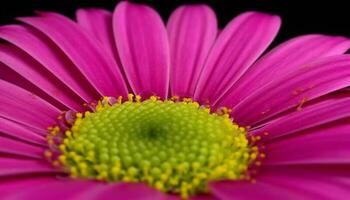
[
  {"left": 76, "top": 9, "right": 121, "bottom": 63},
  {"left": 18, "top": 12, "right": 128, "bottom": 97},
  {"left": 217, "top": 34, "right": 350, "bottom": 107},
  {"left": 0, "top": 135, "right": 45, "bottom": 159},
  {"left": 0, "top": 117, "right": 46, "bottom": 145},
  {"left": 251, "top": 93, "right": 350, "bottom": 140},
  {"left": 194, "top": 12, "right": 281, "bottom": 104},
  {"left": 3, "top": 178, "right": 97, "bottom": 200},
  {"left": 0, "top": 43, "right": 83, "bottom": 110},
  {"left": 0, "top": 62, "right": 67, "bottom": 110},
  {"left": 210, "top": 180, "right": 300, "bottom": 200},
  {"left": 0, "top": 80, "right": 60, "bottom": 130},
  {"left": 260, "top": 165, "right": 350, "bottom": 199},
  {"left": 113, "top": 2, "right": 170, "bottom": 98},
  {"left": 211, "top": 165, "right": 350, "bottom": 200},
  {"left": 4, "top": 180, "right": 168, "bottom": 200},
  {"left": 0, "top": 25, "right": 99, "bottom": 102},
  {"left": 0, "top": 176, "right": 57, "bottom": 197},
  {"left": 0, "top": 158, "right": 57, "bottom": 176},
  {"left": 264, "top": 120, "right": 350, "bottom": 165},
  {"left": 233, "top": 55, "right": 350, "bottom": 126},
  {"left": 167, "top": 5, "right": 217, "bottom": 97},
  {"left": 75, "top": 183, "right": 169, "bottom": 200}
]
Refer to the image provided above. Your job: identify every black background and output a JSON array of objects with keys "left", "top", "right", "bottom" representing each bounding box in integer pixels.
[{"left": 0, "top": 0, "right": 349, "bottom": 47}]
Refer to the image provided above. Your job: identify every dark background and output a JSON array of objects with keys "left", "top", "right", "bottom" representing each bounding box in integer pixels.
[{"left": 0, "top": 0, "right": 349, "bottom": 47}]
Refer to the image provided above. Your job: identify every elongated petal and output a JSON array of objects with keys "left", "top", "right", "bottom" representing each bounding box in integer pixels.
[
  {"left": 74, "top": 183, "right": 167, "bottom": 200},
  {"left": 251, "top": 94, "right": 350, "bottom": 139},
  {"left": 113, "top": 1, "right": 170, "bottom": 98},
  {"left": 233, "top": 55, "right": 350, "bottom": 126},
  {"left": 217, "top": 35, "right": 350, "bottom": 107},
  {"left": 264, "top": 119, "right": 350, "bottom": 165},
  {"left": 0, "top": 136, "right": 45, "bottom": 159},
  {"left": 167, "top": 5, "right": 217, "bottom": 97},
  {"left": 0, "top": 25, "right": 99, "bottom": 102},
  {"left": 210, "top": 180, "right": 300, "bottom": 200},
  {"left": 76, "top": 9, "right": 120, "bottom": 63},
  {"left": 211, "top": 165, "right": 350, "bottom": 200},
  {"left": 0, "top": 80, "right": 60, "bottom": 130},
  {"left": 194, "top": 12, "right": 281, "bottom": 104},
  {"left": 0, "top": 158, "right": 57, "bottom": 176},
  {"left": 2, "top": 179, "right": 167, "bottom": 200},
  {"left": 0, "top": 117, "right": 46, "bottom": 145},
  {"left": 0, "top": 62, "right": 66, "bottom": 110},
  {"left": 18, "top": 12, "right": 128, "bottom": 97},
  {"left": 2, "top": 178, "right": 97, "bottom": 200},
  {"left": 0, "top": 43, "right": 83, "bottom": 110},
  {"left": 0, "top": 176, "right": 57, "bottom": 197}
]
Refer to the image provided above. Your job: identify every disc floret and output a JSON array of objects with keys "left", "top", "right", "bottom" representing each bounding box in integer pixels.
[{"left": 46, "top": 95, "right": 254, "bottom": 198}]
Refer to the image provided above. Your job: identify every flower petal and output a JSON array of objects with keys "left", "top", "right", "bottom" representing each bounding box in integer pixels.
[
  {"left": 233, "top": 55, "right": 350, "bottom": 126},
  {"left": 264, "top": 118, "right": 350, "bottom": 165},
  {"left": 3, "top": 179, "right": 167, "bottom": 200},
  {"left": 76, "top": 9, "right": 120, "bottom": 64},
  {"left": 0, "top": 176, "right": 57, "bottom": 197},
  {"left": 0, "top": 80, "right": 60, "bottom": 130},
  {"left": 0, "top": 24, "right": 99, "bottom": 102},
  {"left": 167, "top": 5, "right": 217, "bottom": 97},
  {"left": 74, "top": 183, "right": 168, "bottom": 200},
  {"left": 0, "top": 43, "right": 83, "bottom": 110},
  {"left": 113, "top": 1, "right": 170, "bottom": 98},
  {"left": 0, "top": 158, "right": 57, "bottom": 177},
  {"left": 0, "top": 62, "right": 66, "bottom": 110},
  {"left": 194, "top": 12, "right": 281, "bottom": 104},
  {"left": 216, "top": 35, "right": 350, "bottom": 107},
  {"left": 210, "top": 180, "right": 300, "bottom": 200},
  {"left": 210, "top": 165, "right": 350, "bottom": 200},
  {"left": 0, "top": 135, "right": 45, "bottom": 159},
  {"left": 251, "top": 93, "right": 350, "bottom": 139},
  {"left": 2, "top": 178, "right": 97, "bottom": 200},
  {"left": 18, "top": 12, "right": 128, "bottom": 97},
  {"left": 0, "top": 117, "right": 46, "bottom": 145}
]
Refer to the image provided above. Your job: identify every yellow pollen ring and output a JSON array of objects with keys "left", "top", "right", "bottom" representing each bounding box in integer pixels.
[{"left": 45, "top": 94, "right": 258, "bottom": 199}]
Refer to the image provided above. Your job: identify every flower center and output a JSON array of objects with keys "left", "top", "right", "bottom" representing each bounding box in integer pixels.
[{"left": 46, "top": 95, "right": 254, "bottom": 198}]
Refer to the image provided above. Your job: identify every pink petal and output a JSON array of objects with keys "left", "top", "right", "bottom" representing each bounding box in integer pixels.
[
  {"left": 216, "top": 34, "right": 350, "bottom": 107},
  {"left": 251, "top": 93, "right": 350, "bottom": 140},
  {"left": 3, "top": 178, "right": 168, "bottom": 200},
  {"left": 0, "top": 117, "right": 46, "bottom": 145},
  {"left": 233, "top": 55, "right": 350, "bottom": 126},
  {"left": 0, "top": 176, "right": 57, "bottom": 197},
  {"left": 211, "top": 165, "right": 350, "bottom": 200},
  {"left": 113, "top": 1, "right": 170, "bottom": 98},
  {"left": 0, "top": 158, "right": 57, "bottom": 177},
  {"left": 0, "top": 24, "right": 99, "bottom": 102},
  {"left": 76, "top": 9, "right": 121, "bottom": 65},
  {"left": 0, "top": 135, "right": 45, "bottom": 159},
  {"left": 74, "top": 182, "right": 168, "bottom": 200},
  {"left": 0, "top": 43, "right": 83, "bottom": 110},
  {"left": 18, "top": 12, "right": 128, "bottom": 97},
  {"left": 2, "top": 178, "right": 97, "bottom": 200},
  {"left": 261, "top": 165, "right": 350, "bottom": 199},
  {"left": 0, "top": 62, "right": 67, "bottom": 110},
  {"left": 210, "top": 180, "right": 300, "bottom": 200},
  {"left": 194, "top": 12, "right": 281, "bottom": 104},
  {"left": 264, "top": 119, "right": 350, "bottom": 165},
  {"left": 0, "top": 80, "right": 60, "bottom": 130},
  {"left": 167, "top": 5, "right": 217, "bottom": 97}
]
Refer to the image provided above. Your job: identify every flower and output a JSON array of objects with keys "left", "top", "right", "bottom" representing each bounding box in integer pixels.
[{"left": 1, "top": 1, "right": 350, "bottom": 199}]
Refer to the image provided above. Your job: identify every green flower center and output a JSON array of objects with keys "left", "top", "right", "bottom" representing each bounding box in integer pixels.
[{"left": 47, "top": 96, "right": 253, "bottom": 198}]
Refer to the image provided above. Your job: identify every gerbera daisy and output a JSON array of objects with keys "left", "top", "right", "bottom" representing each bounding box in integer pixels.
[{"left": 1, "top": 1, "right": 350, "bottom": 199}]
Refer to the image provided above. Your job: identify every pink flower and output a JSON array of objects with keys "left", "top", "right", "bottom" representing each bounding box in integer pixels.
[{"left": 1, "top": 1, "right": 350, "bottom": 199}]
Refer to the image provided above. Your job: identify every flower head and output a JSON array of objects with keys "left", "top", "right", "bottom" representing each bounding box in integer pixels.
[{"left": 1, "top": 1, "right": 350, "bottom": 199}]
